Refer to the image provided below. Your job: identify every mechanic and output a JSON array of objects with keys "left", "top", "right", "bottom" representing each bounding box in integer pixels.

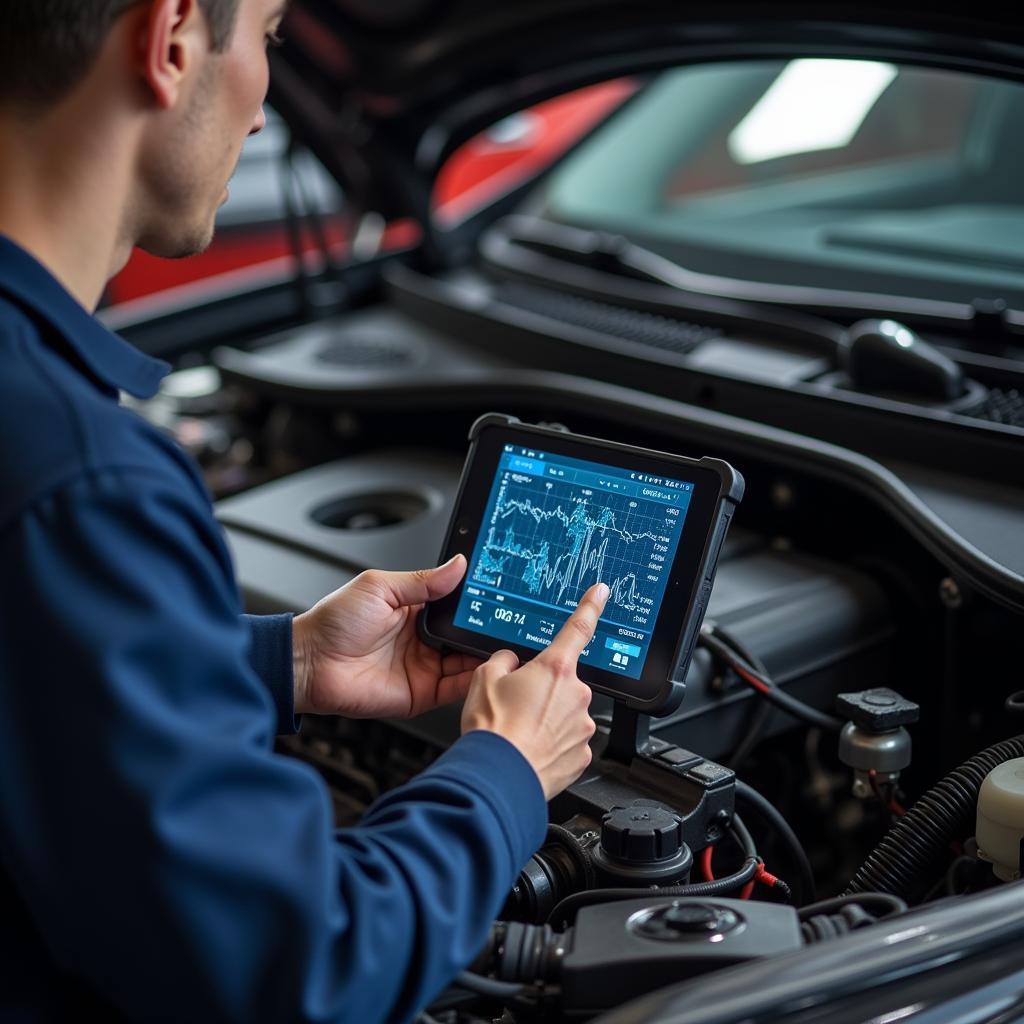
[{"left": 0, "top": 1, "right": 607, "bottom": 1021}]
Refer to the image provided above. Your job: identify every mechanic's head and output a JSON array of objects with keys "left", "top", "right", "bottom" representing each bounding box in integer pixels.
[{"left": 0, "top": 0, "right": 284, "bottom": 260}]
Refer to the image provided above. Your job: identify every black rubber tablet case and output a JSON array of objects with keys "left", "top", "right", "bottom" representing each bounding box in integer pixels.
[{"left": 419, "top": 413, "right": 744, "bottom": 717}]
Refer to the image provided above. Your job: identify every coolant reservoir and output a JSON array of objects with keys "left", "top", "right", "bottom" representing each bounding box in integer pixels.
[{"left": 976, "top": 757, "right": 1024, "bottom": 882}]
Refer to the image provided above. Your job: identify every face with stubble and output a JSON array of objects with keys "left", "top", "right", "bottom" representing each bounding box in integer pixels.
[{"left": 133, "top": 0, "right": 283, "bottom": 258}]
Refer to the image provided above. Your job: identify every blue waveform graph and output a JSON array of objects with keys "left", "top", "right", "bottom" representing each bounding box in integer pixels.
[{"left": 469, "top": 471, "right": 683, "bottom": 632}]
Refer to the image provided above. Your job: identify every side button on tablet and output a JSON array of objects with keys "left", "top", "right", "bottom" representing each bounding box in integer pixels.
[{"left": 704, "top": 513, "right": 731, "bottom": 582}]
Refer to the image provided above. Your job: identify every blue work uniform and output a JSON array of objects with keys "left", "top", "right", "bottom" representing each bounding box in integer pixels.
[{"left": 0, "top": 236, "right": 546, "bottom": 1023}]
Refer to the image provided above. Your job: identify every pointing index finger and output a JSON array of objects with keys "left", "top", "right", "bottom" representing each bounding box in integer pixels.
[{"left": 543, "top": 582, "right": 610, "bottom": 667}]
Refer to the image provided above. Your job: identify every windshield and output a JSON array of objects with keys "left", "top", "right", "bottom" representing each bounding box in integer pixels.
[{"left": 538, "top": 60, "right": 1024, "bottom": 313}]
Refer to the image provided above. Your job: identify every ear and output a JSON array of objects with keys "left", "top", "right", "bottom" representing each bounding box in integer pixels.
[{"left": 140, "top": 0, "right": 206, "bottom": 110}]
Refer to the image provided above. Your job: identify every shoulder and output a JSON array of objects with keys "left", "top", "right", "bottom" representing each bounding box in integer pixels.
[{"left": 0, "top": 299, "right": 208, "bottom": 531}]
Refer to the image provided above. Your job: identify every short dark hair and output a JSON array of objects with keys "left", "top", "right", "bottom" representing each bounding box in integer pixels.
[{"left": 0, "top": 0, "right": 242, "bottom": 109}]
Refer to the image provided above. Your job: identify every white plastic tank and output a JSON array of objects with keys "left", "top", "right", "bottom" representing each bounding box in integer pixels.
[{"left": 976, "top": 757, "right": 1024, "bottom": 882}]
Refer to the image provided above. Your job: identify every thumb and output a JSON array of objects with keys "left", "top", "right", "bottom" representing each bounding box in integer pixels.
[{"left": 384, "top": 554, "right": 467, "bottom": 608}]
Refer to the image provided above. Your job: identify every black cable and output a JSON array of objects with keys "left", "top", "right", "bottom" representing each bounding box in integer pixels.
[
  {"left": 699, "top": 630, "right": 843, "bottom": 733},
  {"left": 454, "top": 972, "right": 525, "bottom": 998},
  {"left": 288, "top": 140, "right": 339, "bottom": 279},
  {"left": 547, "top": 859, "right": 761, "bottom": 930},
  {"left": 800, "top": 907, "right": 871, "bottom": 944},
  {"left": 945, "top": 855, "right": 979, "bottom": 896},
  {"left": 729, "top": 700, "right": 773, "bottom": 770},
  {"left": 844, "top": 734, "right": 1024, "bottom": 902},
  {"left": 276, "top": 148, "right": 312, "bottom": 315},
  {"left": 730, "top": 813, "right": 757, "bottom": 858},
  {"left": 797, "top": 893, "right": 907, "bottom": 921},
  {"left": 705, "top": 621, "right": 770, "bottom": 676},
  {"left": 798, "top": 893, "right": 906, "bottom": 945},
  {"left": 546, "top": 826, "right": 760, "bottom": 931},
  {"left": 701, "top": 622, "right": 775, "bottom": 769},
  {"left": 736, "top": 780, "right": 816, "bottom": 906}
]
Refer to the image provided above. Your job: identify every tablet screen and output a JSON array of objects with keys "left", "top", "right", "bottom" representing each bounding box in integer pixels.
[{"left": 452, "top": 442, "right": 693, "bottom": 680}]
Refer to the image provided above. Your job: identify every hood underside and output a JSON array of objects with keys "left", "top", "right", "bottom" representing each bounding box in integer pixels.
[{"left": 270, "top": 2, "right": 1024, "bottom": 225}]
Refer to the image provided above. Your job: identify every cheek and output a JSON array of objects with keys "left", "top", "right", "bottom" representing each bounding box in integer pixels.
[{"left": 226, "top": 46, "right": 269, "bottom": 124}]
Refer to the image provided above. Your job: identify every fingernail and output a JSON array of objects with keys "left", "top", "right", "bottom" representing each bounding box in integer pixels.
[
  {"left": 442, "top": 554, "right": 462, "bottom": 568},
  {"left": 596, "top": 583, "right": 610, "bottom": 602}
]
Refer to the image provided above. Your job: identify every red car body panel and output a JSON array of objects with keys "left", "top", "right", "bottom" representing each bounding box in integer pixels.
[{"left": 104, "top": 81, "right": 632, "bottom": 308}]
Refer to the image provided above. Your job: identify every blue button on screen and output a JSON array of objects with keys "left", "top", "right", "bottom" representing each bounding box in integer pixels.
[
  {"left": 508, "top": 457, "right": 546, "bottom": 475},
  {"left": 605, "top": 638, "right": 642, "bottom": 658}
]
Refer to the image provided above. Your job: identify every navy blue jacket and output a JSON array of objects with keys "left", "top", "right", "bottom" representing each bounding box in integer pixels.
[{"left": 0, "top": 236, "right": 546, "bottom": 1023}]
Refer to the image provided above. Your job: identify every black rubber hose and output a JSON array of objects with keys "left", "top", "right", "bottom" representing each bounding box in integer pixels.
[
  {"left": 798, "top": 893, "right": 907, "bottom": 945},
  {"left": 798, "top": 893, "right": 907, "bottom": 921},
  {"left": 844, "top": 734, "right": 1024, "bottom": 902},
  {"left": 736, "top": 780, "right": 816, "bottom": 906},
  {"left": 454, "top": 972, "right": 524, "bottom": 997},
  {"left": 545, "top": 822, "right": 595, "bottom": 889},
  {"left": 545, "top": 857, "right": 760, "bottom": 929},
  {"left": 546, "top": 817, "right": 759, "bottom": 929}
]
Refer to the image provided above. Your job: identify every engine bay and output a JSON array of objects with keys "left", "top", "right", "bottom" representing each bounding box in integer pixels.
[{"left": 126, "top": 249, "right": 1024, "bottom": 1021}]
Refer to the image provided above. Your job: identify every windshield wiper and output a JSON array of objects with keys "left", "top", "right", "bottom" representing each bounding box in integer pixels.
[
  {"left": 486, "top": 215, "right": 1024, "bottom": 350},
  {"left": 482, "top": 214, "right": 847, "bottom": 355}
]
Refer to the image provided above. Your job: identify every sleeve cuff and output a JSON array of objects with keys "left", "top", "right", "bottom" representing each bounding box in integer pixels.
[
  {"left": 241, "top": 613, "right": 301, "bottom": 736},
  {"left": 420, "top": 730, "right": 548, "bottom": 870}
]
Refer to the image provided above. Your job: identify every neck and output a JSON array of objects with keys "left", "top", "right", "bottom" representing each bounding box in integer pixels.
[{"left": 0, "top": 95, "right": 136, "bottom": 311}]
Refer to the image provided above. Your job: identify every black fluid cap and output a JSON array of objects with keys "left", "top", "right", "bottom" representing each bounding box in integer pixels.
[
  {"left": 971, "top": 298, "right": 1009, "bottom": 344},
  {"left": 664, "top": 904, "right": 719, "bottom": 932},
  {"left": 600, "top": 800, "right": 683, "bottom": 863},
  {"left": 845, "top": 318, "right": 965, "bottom": 402},
  {"left": 835, "top": 687, "right": 920, "bottom": 731},
  {"left": 633, "top": 901, "right": 743, "bottom": 942},
  {"left": 662, "top": 903, "right": 740, "bottom": 935}
]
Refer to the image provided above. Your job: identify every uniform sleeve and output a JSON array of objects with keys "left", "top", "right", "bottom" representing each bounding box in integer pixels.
[
  {"left": 0, "top": 467, "right": 547, "bottom": 1024},
  {"left": 241, "top": 613, "right": 301, "bottom": 735}
]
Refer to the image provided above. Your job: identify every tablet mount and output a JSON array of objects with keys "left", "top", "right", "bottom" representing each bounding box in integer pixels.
[{"left": 605, "top": 701, "right": 655, "bottom": 764}]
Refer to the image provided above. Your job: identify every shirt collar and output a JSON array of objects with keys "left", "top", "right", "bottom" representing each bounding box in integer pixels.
[{"left": 0, "top": 235, "right": 170, "bottom": 399}]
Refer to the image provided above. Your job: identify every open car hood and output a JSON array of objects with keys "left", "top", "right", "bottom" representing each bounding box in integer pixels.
[{"left": 270, "top": 1, "right": 1024, "bottom": 230}]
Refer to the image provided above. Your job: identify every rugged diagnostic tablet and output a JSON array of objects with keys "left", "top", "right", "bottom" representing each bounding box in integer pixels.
[{"left": 420, "top": 415, "right": 744, "bottom": 715}]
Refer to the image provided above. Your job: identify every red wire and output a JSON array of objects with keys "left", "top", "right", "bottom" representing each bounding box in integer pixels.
[
  {"left": 731, "top": 661, "right": 772, "bottom": 695},
  {"left": 740, "top": 863, "right": 785, "bottom": 900},
  {"left": 868, "top": 768, "right": 907, "bottom": 817},
  {"left": 700, "top": 845, "right": 715, "bottom": 881}
]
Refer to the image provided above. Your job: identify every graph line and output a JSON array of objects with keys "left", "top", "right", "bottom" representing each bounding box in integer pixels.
[{"left": 471, "top": 476, "right": 674, "bottom": 622}]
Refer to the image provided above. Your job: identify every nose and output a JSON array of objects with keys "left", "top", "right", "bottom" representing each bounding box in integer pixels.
[{"left": 249, "top": 105, "right": 267, "bottom": 137}]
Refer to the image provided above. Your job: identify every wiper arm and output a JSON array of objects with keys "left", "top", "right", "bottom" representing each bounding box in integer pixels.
[
  {"left": 489, "top": 215, "right": 1023, "bottom": 349},
  {"left": 485, "top": 215, "right": 847, "bottom": 355}
]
